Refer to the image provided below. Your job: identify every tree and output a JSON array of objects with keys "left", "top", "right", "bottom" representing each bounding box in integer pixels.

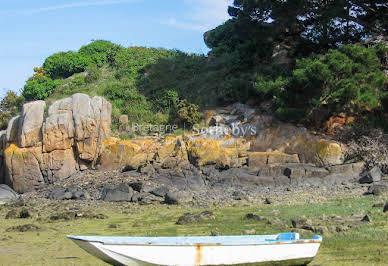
[
  {"left": 22, "top": 76, "right": 60, "bottom": 101},
  {"left": 207, "top": 0, "right": 388, "bottom": 59},
  {"left": 43, "top": 51, "right": 90, "bottom": 78},
  {"left": 0, "top": 91, "right": 24, "bottom": 129}
]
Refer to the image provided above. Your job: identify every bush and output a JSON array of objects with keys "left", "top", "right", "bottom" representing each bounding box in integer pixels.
[
  {"left": 43, "top": 51, "right": 90, "bottom": 78},
  {"left": 85, "top": 64, "right": 101, "bottom": 83},
  {"left": 79, "top": 40, "right": 123, "bottom": 66},
  {"left": 174, "top": 99, "right": 201, "bottom": 128},
  {"left": 23, "top": 76, "right": 60, "bottom": 101},
  {"left": 0, "top": 91, "right": 25, "bottom": 129}
]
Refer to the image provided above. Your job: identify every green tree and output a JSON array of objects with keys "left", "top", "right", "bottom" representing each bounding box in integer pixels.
[
  {"left": 79, "top": 40, "right": 123, "bottom": 66},
  {"left": 0, "top": 91, "right": 25, "bottom": 129},
  {"left": 23, "top": 76, "right": 60, "bottom": 101},
  {"left": 43, "top": 51, "right": 90, "bottom": 78}
]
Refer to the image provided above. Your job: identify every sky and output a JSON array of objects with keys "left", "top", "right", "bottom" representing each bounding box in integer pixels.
[{"left": 0, "top": 0, "right": 232, "bottom": 98}]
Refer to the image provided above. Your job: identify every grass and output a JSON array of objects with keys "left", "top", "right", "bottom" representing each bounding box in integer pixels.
[{"left": 0, "top": 195, "right": 387, "bottom": 265}]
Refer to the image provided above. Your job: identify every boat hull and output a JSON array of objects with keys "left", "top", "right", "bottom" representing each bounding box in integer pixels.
[{"left": 71, "top": 238, "right": 321, "bottom": 266}]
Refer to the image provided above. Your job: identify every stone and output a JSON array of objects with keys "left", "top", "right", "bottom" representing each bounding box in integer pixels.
[
  {"left": 245, "top": 213, "right": 266, "bottom": 221},
  {"left": 48, "top": 97, "right": 72, "bottom": 115},
  {"left": 383, "top": 201, "right": 388, "bottom": 212},
  {"left": 359, "top": 166, "right": 382, "bottom": 184},
  {"left": 0, "top": 184, "right": 18, "bottom": 204},
  {"left": 101, "top": 183, "right": 134, "bottom": 202},
  {"left": 291, "top": 218, "right": 313, "bottom": 231},
  {"left": 248, "top": 152, "right": 299, "bottom": 167},
  {"left": 164, "top": 191, "right": 193, "bottom": 205},
  {"left": 176, "top": 211, "right": 215, "bottom": 225},
  {"left": 72, "top": 94, "right": 112, "bottom": 162},
  {"left": 6, "top": 116, "right": 20, "bottom": 143},
  {"left": 119, "top": 115, "right": 128, "bottom": 124},
  {"left": 210, "top": 115, "right": 224, "bottom": 125},
  {"left": 18, "top": 101, "right": 46, "bottom": 147},
  {"left": 4, "top": 144, "right": 44, "bottom": 193},
  {"left": 42, "top": 149, "right": 78, "bottom": 183},
  {"left": 150, "top": 187, "right": 169, "bottom": 197},
  {"left": 361, "top": 215, "right": 371, "bottom": 223},
  {"left": 43, "top": 112, "right": 74, "bottom": 152},
  {"left": 367, "top": 185, "right": 388, "bottom": 196}
]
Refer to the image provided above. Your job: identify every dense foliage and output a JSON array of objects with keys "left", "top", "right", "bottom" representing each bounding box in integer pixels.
[
  {"left": 43, "top": 52, "right": 90, "bottom": 79},
  {"left": 23, "top": 76, "right": 61, "bottom": 101},
  {"left": 0, "top": 91, "right": 24, "bottom": 130}
]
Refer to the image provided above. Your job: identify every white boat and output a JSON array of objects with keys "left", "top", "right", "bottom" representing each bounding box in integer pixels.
[{"left": 67, "top": 232, "right": 322, "bottom": 265}]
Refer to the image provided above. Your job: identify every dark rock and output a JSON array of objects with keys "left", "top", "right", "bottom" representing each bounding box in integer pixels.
[
  {"left": 6, "top": 224, "right": 41, "bottom": 232},
  {"left": 264, "top": 198, "right": 272, "bottom": 204},
  {"left": 150, "top": 187, "right": 169, "bottom": 197},
  {"left": 361, "top": 215, "right": 371, "bottom": 223},
  {"left": 48, "top": 187, "right": 89, "bottom": 200},
  {"left": 367, "top": 184, "right": 387, "bottom": 196},
  {"left": 164, "top": 191, "right": 192, "bottom": 205},
  {"left": 245, "top": 213, "right": 265, "bottom": 221},
  {"left": 128, "top": 182, "right": 143, "bottom": 192},
  {"left": 138, "top": 193, "right": 163, "bottom": 205},
  {"left": 359, "top": 166, "right": 382, "bottom": 184},
  {"left": 232, "top": 191, "right": 246, "bottom": 200},
  {"left": 19, "top": 208, "right": 31, "bottom": 219},
  {"left": 140, "top": 164, "right": 155, "bottom": 176},
  {"left": 101, "top": 183, "right": 133, "bottom": 202},
  {"left": 384, "top": 201, "right": 388, "bottom": 213},
  {"left": 0, "top": 184, "right": 19, "bottom": 204},
  {"left": 291, "top": 218, "right": 313, "bottom": 230},
  {"left": 176, "top": 211, "right": 215, "bottom": 225}
]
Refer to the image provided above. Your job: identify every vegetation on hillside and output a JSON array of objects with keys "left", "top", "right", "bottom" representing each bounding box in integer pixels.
[{"left": 0, "top": 1, "right": 387, "bottom": 133}]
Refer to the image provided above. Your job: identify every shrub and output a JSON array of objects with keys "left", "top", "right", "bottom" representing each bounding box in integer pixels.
[
  {"left": 23, "top": 76, "right": 60, "bottom": 101},
  {"left": 79, "top": 40, "right": 123, "bottom": 66},
  {"left": 174, "top": 99, "right": 201, "bottom": 128},
  {"left": 85, "top": 64, "right": 101, "bottom": 83},
  {"left": 43, "top": 51, "right": 90, "bottom": 78},
  {"left": 0, "top": 91, "right": 25, "bottom": 129}
]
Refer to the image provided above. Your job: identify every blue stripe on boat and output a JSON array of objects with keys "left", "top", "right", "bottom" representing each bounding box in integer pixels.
[{"left": 67, "top": 233, "right": 322, "bottom": 246}]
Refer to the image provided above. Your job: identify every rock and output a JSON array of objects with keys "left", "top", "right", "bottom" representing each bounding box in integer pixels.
[
  {"left": 264, "top": 198, "right": 272, "bottom": 204},
  {"left": 72, "top": 94, "right": 112, "bottom": 162},
  {"left": 6, "top": 115, "right": 20, "bottom": 143},
  {"left": 291, "top": 218, "right": 313, "bottom": 230},
  {"left": 383, "top": 201, "right": 388, "bottom": 213},
  {"left": 164, "top": 191, "right": 193, "bottom": 205},
  {"left": 99, "top": 139, "right": 156, "bottom": 171},
  {"left": 232, "top": 191, "right": 246, "bottom": 200},
  {"left": 137, "top": 193, "right": 163, "bottom": 205},
  {"left": 176, "top": 211, "right": 215, "bottom": 225},
  {"left": 5, "top": 208, "right": 31, "bottom": 219},
  {"left": 48, "top": 187, "right": 90, "bottom": 200},
  {"left": 43, "top": 112, "right": 74, "bottom": 152},
  {"left": 210, "top": 115, "right": 224, "bottom": 125},
  {"left": 128, "top": 182, "right": 144, "bottom": 192},
  {"left": 251, "top": 124, "right": 344, "bottom": 166},
  {"left": 6, "top": 224, "right": 41, "bottom": 232},
  {"left": 359, "top": 166, "right": 382, "bottom": 184},
  {"left": 244, "top": 229, "right": 256, "bottom": 234},
  {"left": 18, "top": 101, "right": 46, "bottom": 147},
  {"left": 326, "top": 162, "right": 364, "bottom": 176},
  {"left": 361, "top": 215, "right": 371, "bottom": 223},
  {"left": 42, "top": 149, "right": 78, "bottom": 183},
  {"left": 245, "top": 213, "right": 265, "bottom": 221},
  {"left": 248, "top": 152, "right": 299, "bottom": 167},
  {"left": 119, "top": 115, "right": 128, "bottom": 124},
  {"left": 150, "top": 187, "right": 169, "bottom": 197},
  {"left": 0, "top": 184, "right": 18, "bottom": 204},
  {"left": 367, "top": 185, "right": 387, "bottom": 196},
  {"left": 101, "top": 183, "right": 134, "bottom": 202},
  {"left": 4, "top": 145, "right": 44, "bottom": 193},
  {"left": 372, "top": 202, "right": 384, "bottom": 208}
]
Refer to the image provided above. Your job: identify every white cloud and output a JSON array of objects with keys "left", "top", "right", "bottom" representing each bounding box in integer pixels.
[
  {"left": 165, "top": 0, "right": 232, "bottom": 32},
  {"left": 1, "top": 0, "right": 140, "bottom": 15}
]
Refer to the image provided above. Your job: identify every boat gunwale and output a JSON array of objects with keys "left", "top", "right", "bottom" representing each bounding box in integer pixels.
[{"left": 67, "top": 236, "right": 322, "bottom": 246}]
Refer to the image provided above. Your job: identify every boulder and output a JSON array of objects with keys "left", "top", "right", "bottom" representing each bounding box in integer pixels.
[
  {"left": 6, "top": 115, "right": 20, "bottom": 143},
  {"left": 0, "top": 184, "right": 18, "bottom": 204},
  {"left": 187, "top": 136, "right": 249, "bottom": 168},
  {"left": 251, "top": 123, "right": 344, "bottom": 166},
  {"left": 99, "top": 138, "right": 157, "bottom": 171},
  {"left": 43, "top": 112, "right": 74, "bottom": 152},
  {"left": 164, "top": 191, "right": 193, "bottom": 205},
  {"left": 18, "top": 101, "right": 46, "bottom": 147},
  {"left": 4, "top": 144, "right": 44, "bottom": 193},
  {"left": 367, "top": 185, "right": 387, "bottom": 196},
  {"left": 48, "top": 97, "right": 72, "bottom": 115},
  {"left": 101, "top": 183, "right": 134, "bottom": 202},
  {"left": 248, "top": 152, "right": 299, "bottom": 167},
  {"left": 359, "top": 166, "right": 382, "bottom": 184},
  {"left": 42, "top": 149, "right": 78, "bottom": 183},
  {"left": 72, "top": 94, "right": 112, "bottom": 162}
]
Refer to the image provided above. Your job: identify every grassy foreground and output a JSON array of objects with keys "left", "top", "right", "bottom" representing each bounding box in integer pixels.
[{"left": 0, "top": 196, "right": 387, "bottom": 265}]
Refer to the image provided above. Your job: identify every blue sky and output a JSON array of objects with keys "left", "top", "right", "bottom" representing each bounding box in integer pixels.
[{"left": 0, "top": 0, "right": 231, "bottom": 98}]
